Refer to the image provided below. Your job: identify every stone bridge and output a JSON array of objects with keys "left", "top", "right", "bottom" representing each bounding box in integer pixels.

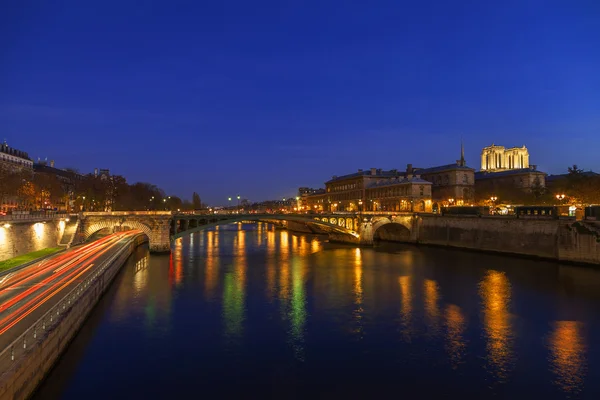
[{"left": 77, "top": 211, "right": 419, "bottom": 252}]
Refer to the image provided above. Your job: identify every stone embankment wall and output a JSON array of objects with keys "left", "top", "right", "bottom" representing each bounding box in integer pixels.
[
  {"left": 0, "top": 234, "right": 148, "bottom": 400},
  {"left": 286, "top": 214, "right": 600, "bottom": 265},
  {"left": 0, "top": 221, "right": 66, "bottom": 262},
  {"left": 417, "top": 215, "right": 560, "bottom": 259},
  {"left": 416, "top": 215, "right": 600, "bottom": 265}
]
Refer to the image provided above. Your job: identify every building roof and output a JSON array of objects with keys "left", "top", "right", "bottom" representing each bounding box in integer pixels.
[
  {"left": 325, "top": 169, "right": 401, "bottom": 183},
  {"left": 414, "top": 163, "right": 474, "bottom": 174},
  {"left": 474, "top": 168, "right": 546, "bottom": 180},
  {"left": 367, "top": 176, "right": 432, "bottom": 188},
  {"left": 0, "top": 141, "right": 31, "bottom": 161},
  {"left": 34, "top": 164, "right": 83, "bottom": 180}
]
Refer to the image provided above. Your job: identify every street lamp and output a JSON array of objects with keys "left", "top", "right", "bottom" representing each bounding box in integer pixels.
[
  {"left": 556, "top": 194, "right": 565, "bottom": 203},
  {"left": 448, "top": 198, "right": 455, "bottom": 206},
  {"left": 490, "top": 196, "right": 497, "bottom": 204},
  {"left": 358, "top": 200, "right": 363, "bottom": 213},
  {"left": 237, "top": 195, "right": 241, "bottom": 213}
]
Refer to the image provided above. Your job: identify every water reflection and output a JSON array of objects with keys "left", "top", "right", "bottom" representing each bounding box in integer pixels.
[
  {"left": 424, "top": 279, "right": 441, "bottom": 337},
  {"left": 548, "top": 321, "right": 586, "bottom": 395},
  {"left": 353, "top": 248, "right": 364, "bottom": 338},
  {"left": 398, "top": 275, "right": 412, "bottom": 341},
  {"left": 289, "top": 257, "right": 307, "bottom": 361},
  {"left": 479, "top": 270, "right": 513, "bottom": 381},
  {"left": 222, "top": 230, "right": 247, "bottom": 341},
  {"left": 445, "top": 304, "right": 466, "bottom": 369},
  {"left": 204, "top": 231, "right": 219, "bottom": 300}
]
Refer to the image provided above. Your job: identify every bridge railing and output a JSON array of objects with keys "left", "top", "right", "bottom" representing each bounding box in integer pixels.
[
  {"left": 0, "top": 234, "right": 141, "bottom": 371},
  {"left": 0, "top": 213, "right": 70, "bottom": 223},
  {"left": 82, "top": 211, "right": 172, "bottom": 217}
]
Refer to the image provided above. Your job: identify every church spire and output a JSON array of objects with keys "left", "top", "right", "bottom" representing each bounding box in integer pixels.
[{"left": 457, "top": 137, "right": 466, "bottom": 166}]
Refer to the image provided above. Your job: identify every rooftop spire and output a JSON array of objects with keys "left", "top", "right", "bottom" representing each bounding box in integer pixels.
[{"left": 457, "top": 137, "right": 466, "bottom": 166}]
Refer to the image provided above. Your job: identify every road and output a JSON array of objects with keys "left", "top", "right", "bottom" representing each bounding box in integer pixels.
[{"left": 0, "top": 230, "right": 142, "bottom": 350}]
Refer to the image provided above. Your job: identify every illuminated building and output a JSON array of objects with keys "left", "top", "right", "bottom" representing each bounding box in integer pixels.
[
  {"left": 0, "top": 140, "right": 33, "bottom": 171},
  {"left": 312, "top": 165, "right": 433, "bottom": 213},
  {"left": 475, "top": 144, "right": 547, "bottom": 202},
  {"left": 413, "top": 143, "right": 475, "bottom": 209},
  {"left": 0, "top": 141, "right": 33, "bottom": 212},
  {"left": 481, "top": 144, "right": 529, "bottom": 171}
]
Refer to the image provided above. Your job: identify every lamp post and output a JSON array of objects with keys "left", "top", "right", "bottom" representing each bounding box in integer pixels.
[
  {"left": 237, "top": 195, "right": 241, "bottom": 213},
  {"left": 448, "top": 198, "right": 455, "bottom": 206},
  {"left": 358, "top": 200, "right": 363, "bottom": 213},
  {"left": 556, "top": 194, "right": 565, "bottom": 203},
  {"left": 228, "top": 197, "right": 232, "bottom": 213}
]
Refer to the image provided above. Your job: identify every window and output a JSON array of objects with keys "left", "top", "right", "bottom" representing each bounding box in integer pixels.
[
  {"left": 463, "top": 174, "right": 468, "bottom": 184},
  {"left": 420, "top": 185, "right": 424, "bottom": 196}
]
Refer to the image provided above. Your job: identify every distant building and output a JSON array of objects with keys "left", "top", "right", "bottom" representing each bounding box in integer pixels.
[
  {"left": 480, "top": 144, "right": 529, "bottom": 172},
  {"left": 0, "top": 140, "right": 33, "bottom": 171},
  {"left": 297, "top": 187, "right": 324, "bottom": 211},
  {"left": 413, "top": 143, "right": 475, "bottom": 210},
  {"left": 475, "top": 144, "right": 547, "bottom": 203},
  {"left": 34, "top": 160, "right": 84, "bottom": 211},
  {"left": 94, "top": 168, "right": 111, "bottom": 179},
  {"left": 0, "top": 141, "right": 33, "bottom": 212},
  {"left": 317, "top": 166, "right": 433, "bottom": 212}
]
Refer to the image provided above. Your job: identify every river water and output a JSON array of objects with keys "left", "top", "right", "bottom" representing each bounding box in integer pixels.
[{"left": 34, "top": 223, "right": 600, "bottom": 399}]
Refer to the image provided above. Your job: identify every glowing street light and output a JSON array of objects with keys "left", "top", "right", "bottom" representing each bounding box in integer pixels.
[{"left": 556, "top": 194, "right": 565, "bottom": 202}]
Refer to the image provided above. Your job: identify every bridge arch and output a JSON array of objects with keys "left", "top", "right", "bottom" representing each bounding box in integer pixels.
[
  {"left": 84, "top": 219, "right": 153, "bottom": 241},
  {"left": 370, "top": 216, "right": 412, "bottom": 243}
]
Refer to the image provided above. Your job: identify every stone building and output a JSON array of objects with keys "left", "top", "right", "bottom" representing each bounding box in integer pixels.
[
  {"left": 0, "top": 140, "right": 33, "bottom": 171},
  {"left": 312, "top": 166, "right": 433, "bottom": 213},
  {"left": 481, "top": 144, "right": 529, "bottom": 171},
  {"left": 0, "top": 141, "right": 34, "bottom": 212},
  {"left": 365, "top": 173, "right": 432, "bottom": 212},
  {"left": 413, "top": 145, "right": 475, "bottom": 210},
  {"left": 474, "top": 166, "right": 547, "bottom": 203},
  {"left": 324, "top": 168, "right": 401, "bottom": 212}
]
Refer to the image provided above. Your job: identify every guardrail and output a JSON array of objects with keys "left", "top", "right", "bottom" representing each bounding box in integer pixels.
[
  {"left": 0, "top": 213, "right": 70, "bottom": 222},
  {"left": 0, "top": 234, "right": 142, "bottom": 371}
]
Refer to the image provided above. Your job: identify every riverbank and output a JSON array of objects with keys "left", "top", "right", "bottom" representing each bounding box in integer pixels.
[
  {"left": 290, "top": 215, "right": 600, "bottom": 266},
  {"left": 0, "top": 247, "right": 63, "bottom": 273}
]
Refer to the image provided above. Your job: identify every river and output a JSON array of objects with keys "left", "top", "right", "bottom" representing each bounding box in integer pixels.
[{"left": 33, "top": 222, "right": 600, "bottom": 399}]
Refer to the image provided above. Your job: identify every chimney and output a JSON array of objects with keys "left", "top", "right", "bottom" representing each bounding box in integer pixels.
[
  {"left": 370, "top": 168, "right": 377, "bottom": 175},
  {"left": 50, "top": 160, "right": 55, "bottom": 168},
  {"left": 406, "top": 164, "right": 413, "bottom": 180}
]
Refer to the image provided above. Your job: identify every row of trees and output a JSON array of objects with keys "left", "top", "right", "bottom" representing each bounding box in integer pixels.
[{"left": 0, "top": 164, "right": 204, "bottom": 212}]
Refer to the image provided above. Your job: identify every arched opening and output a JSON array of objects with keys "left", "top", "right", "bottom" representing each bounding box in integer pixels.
[
  {"left": 432, "top": 202, "right": 440, "bottom": 214},
  {"left": 87, "top": 227, "right": 113, "bottom": 242},
  {"left": 373, "top": 223, "right": 411, "bottom": 243}
]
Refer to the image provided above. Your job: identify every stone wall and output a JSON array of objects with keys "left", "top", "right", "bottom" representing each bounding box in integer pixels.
[
  {"left": 0, "top": 221, "right": 66, "bottom": 262},
  {"left": 418, "top": 215, "right": 560, "bottom": 259},
  {"left": 558, "top": 222, "right": 600, "bottom": 264}
]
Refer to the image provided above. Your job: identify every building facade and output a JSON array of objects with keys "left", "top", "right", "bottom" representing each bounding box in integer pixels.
[
  {"left": 365, "top": 174, "right": 432, "bottom": 212},
  {"left": 481, "top": 144, "right": 529, "bottom": 172},
  {"left": 310, "top": 166, "right": 433, "bottom": 213},
  {"left": 0, "top": 141, "right": 34, "bottom": 212},
  {"left": 414, "top": 163, "right": 475, "bottom": 209}
]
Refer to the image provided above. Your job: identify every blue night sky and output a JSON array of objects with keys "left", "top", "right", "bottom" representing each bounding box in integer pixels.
[{"left": 1, "top": 0, "right": 599, "bottom": 205}]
